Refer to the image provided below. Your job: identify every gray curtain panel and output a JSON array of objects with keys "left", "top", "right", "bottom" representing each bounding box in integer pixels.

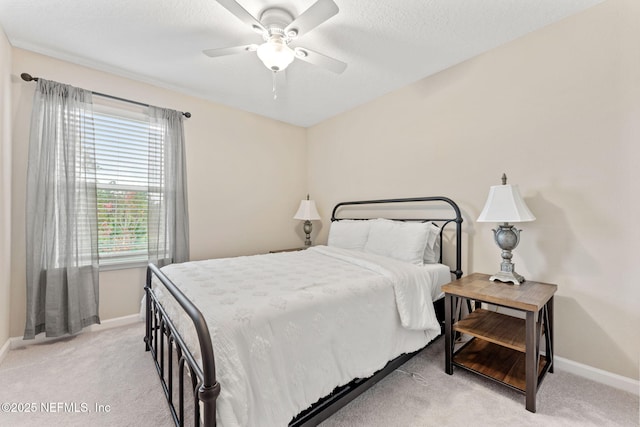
[
  {"left": 147, "top": 106, "right": 190, "bottom": 267},
  {"left": 24, "top": 79, "right": 100, "bottom": 339}
]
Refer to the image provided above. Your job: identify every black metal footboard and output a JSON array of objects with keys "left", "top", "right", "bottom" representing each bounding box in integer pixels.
[{"left": 145, "top": 263, "right": 220, "bottom": 426}]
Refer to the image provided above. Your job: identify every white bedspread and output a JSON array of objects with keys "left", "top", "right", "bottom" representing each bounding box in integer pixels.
[{"left": 151, "top": 246, "right": 448, "bottom": 427}]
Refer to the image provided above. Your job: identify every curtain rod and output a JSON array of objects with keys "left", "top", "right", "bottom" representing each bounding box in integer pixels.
[{"left": 20, "top": 73, "right": 191, "bottom": 118}]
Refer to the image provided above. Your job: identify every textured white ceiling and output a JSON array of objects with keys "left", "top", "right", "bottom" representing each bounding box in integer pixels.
[{"left": 0, "top": 0, "right": 603, "bottom": 127}]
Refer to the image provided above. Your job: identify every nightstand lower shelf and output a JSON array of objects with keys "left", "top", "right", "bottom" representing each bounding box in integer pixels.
[{"left": 453, "top": 338, "right": 547, "bottom": 392}]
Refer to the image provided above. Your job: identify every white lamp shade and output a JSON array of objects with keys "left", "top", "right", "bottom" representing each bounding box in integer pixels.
[
  {"left": 257, "top": 38, "right": 295, "bottom": 72},
  {"left": 294, "top": 199, "right": 321, "bottom": 221},
  {"left": 477, "top": 184, "right": 536, "bottom": 223}
]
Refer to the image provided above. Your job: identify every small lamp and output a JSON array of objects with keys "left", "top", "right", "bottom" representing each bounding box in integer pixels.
[
  {"left": 477, "top": 173, "right": 536, "bottom": 285},
  {"left": 294, "top": 195, "right": 321, "bottom": 246}
]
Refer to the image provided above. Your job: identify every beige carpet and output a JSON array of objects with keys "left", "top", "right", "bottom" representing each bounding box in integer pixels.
[
  {"left": 0, "top": 322, "right": 173, "bottom": 427},
  {"left": 0, "top": 322, "right": 637, "bottom": 427}
]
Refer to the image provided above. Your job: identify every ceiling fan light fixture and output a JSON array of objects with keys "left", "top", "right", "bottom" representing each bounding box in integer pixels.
[
  {"left": 207, "top": 0, "right": 346, "bottom": 75},
  {"left": 257, "top": 37, "right": 294, "bottom": 72}
]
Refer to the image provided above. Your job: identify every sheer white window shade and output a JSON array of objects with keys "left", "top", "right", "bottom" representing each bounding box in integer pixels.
[
  {"left": 92, "top": 103, "right": 162, "bottom": 267},
  {"left": 49, "top": 108, "right": 98, "bottom": 269}
]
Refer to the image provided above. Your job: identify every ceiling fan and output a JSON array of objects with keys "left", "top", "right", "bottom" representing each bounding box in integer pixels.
[{"left": 204, "top": 0, "right": 347, "bottom": 75}]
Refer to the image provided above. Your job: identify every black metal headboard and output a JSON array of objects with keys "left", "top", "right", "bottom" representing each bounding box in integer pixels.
[{"left": 330, "top": 196, "right": 463, "bottom": 279}]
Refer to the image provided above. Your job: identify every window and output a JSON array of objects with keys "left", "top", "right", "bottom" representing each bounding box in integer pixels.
[{"left": 93, "top": 103, "right": 161, "bottom": 267}]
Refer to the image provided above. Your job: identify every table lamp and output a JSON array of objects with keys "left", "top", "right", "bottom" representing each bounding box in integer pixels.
[
  {"left": 477, "top": 174, "right": 536, "bottom": 285},
  {"left": 294, "top": 195, "right": 321, "bottom": 246}
]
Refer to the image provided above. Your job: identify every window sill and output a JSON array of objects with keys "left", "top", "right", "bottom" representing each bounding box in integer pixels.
[{"left": 99, "top": 260, "right": 148, "bottom": 272}]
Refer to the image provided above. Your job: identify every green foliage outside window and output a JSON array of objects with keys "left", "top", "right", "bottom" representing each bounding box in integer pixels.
[{"left": 97, "top": 187, "right": 148, "bottom": 256}]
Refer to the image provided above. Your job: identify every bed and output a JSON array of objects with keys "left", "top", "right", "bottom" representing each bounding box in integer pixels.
[{"left": 144, "top": 196, "right": 463, "bottom": 426}]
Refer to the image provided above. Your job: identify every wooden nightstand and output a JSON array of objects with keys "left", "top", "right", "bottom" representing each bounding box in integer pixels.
[
  {"left": 442, "top": 273, "right": 557, "bottom": 413},
  {"left": 268, "top": 247, "right": 307, "bottom": 253}
]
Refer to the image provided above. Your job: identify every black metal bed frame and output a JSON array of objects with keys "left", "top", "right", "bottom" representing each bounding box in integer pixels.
[{"left": 144, "top": 196, "right": 463, "bottom": 427}]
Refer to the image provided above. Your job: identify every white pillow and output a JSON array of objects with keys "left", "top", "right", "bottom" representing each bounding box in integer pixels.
[
  {"left": 363, "top": 219, "right": 431, "bottom": 265},
  {"left": 423, "top": 222, "right": 441, "bottom": 264},
  {"left": 327, "top": 220, "right": 371, "bottom": 251}
]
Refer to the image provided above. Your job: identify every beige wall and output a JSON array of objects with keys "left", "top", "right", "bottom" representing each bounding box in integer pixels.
[
  {"left": 0, "top": 26, "right": 12, "bottom": 349},
  {"left": 308, "top": 0, "right": 639, "bottom": 380},
  {"left": 9, "top": 49, "right": 307, "bottom": 336}
]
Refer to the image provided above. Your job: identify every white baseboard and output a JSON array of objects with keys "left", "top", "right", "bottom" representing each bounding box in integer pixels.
[
  {"left": 555, "top": 356, "right": 639, "bottom": 396},
  {"left": 8, "top": 314, "right": 142, "bottom": 350},
  {"left": 87, "top": 313, "right": 142, "bottom": 333},
  {"left": 0, "top": 337, "right": 11, "bottom": 366}
]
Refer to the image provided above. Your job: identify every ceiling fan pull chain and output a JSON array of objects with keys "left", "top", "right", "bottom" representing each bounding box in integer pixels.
[{"left": 272, "top": 71, "right": 278, "bottom": 100}]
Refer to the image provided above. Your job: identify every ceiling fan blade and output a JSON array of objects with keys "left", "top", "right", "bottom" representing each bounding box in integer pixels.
[
  {"left": 285, "top": 0, "right": 339, "bottom": 39},
  {"left": 203, "top": 44, "right": 258, "bottom": 58},
  {"left": 214, "top": 0, "right": 266, "bottom": 33},
  {"left": 294, "top": 47, "right": 347, "bottom": 74}
]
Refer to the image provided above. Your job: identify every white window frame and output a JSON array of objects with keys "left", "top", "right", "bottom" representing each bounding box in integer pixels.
[{"left": 93, "top": 100, "right": 157, "bottom": 270}]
